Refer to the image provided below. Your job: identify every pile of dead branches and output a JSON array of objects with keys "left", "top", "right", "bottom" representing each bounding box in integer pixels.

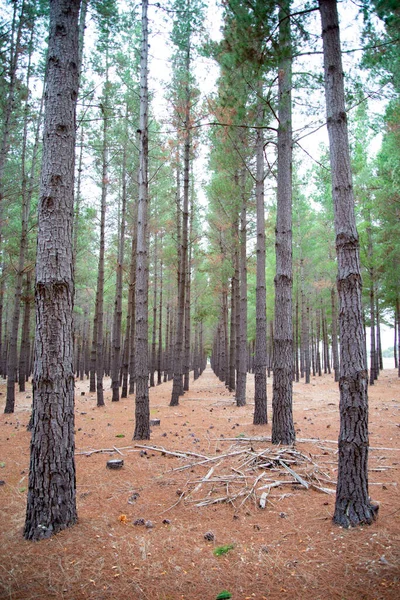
[{"left": 135, "top": 442, "right": 336, "bottom": 510}]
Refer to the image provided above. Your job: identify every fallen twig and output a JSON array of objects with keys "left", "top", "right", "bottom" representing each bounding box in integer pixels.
[
  {"left": 134, "top": 444, "right": 208, "bottom": 460},
  {"left": 76, "top": 446, "right": 133, "bottom": 456}
]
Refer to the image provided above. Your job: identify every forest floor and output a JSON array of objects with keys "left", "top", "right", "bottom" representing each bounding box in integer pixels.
[{"left": 0, "top": 365, "right": 399, "bottom": 600}]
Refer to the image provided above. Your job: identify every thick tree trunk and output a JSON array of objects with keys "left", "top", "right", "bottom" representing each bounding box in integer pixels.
[
  {"left": 134, "top": 0, "right": 150, "bottom": 440},
  {"left": 24, "top": 0, "right": 80, "bottom": 541},
  {"left": 272, "top": 0, "right": 295, "bottom": 445},
  {"left": 253, "top": 97, "right": 267, "bottom": 425},
  {"left": 319, "top": 0, "right": 377, "bottom": 528}
]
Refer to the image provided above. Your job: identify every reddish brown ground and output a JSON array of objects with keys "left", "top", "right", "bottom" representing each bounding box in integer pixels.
[{"left": 0, "top": 366, "right": 399, "bottom": 600}]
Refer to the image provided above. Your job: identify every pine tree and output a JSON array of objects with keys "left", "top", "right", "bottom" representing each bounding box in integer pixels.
[
  {"left": 24, "top": 0, "right": 81, "bottom": 541},
  {"left": 319, "top": 0, "right": 378, "bottom": 528}
]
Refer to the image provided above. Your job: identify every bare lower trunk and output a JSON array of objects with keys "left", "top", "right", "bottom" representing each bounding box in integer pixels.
[
  {"left": 134, "top": 0, "right": 150, "bottom": 440},
  {"left": 236, "top": 169, "right": 247, "bottom": 407},
  {"left": 111, "top": 107, "right": 128, "bottom": 401},
  {"left": 253, "top": 97, "right": 267, "bottom": 425},
  {"left": 24, "top": 0, "right": 80, "bottom": 541},
  {"left": 320, "top": 0, "right": 377, "bottom": 528},
  {"left": 272, "top": 0, "right": 295, "bottom": 445}
]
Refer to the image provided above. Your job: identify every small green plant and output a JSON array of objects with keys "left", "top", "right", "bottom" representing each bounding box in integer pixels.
[
  {"left": 216, "top": 591, "right": 232, "bottom": 599},
  {"left": 115, "top": 434, "right": 125, "bottom": 438},
  {"left": 0, "top": 462, "right": 5, "bottom": 468},
  {"left": 213, "top": 544, "right": 235, "bottom": 556}
]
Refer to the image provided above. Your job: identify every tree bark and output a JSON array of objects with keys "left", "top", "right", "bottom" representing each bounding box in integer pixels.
[
  {"left": 319, "top": 0, "right": 377, "bottom": 528},
  {"left": 236, "top": 168, "right": 247, "bottom": 407},
  {"left": 111, "top": 115, "right": 127, "bottom": 401},
  {"left": 134, "top": 0, "right": 150, "bottom": 440},
  {"left": 272, "top": 0, "right": 295, "bottom": 445},
  {"left": 253, "top": 96, "right": 267, "bottom": 425},
  {"left": 149, "top": 234, "right": 158, "bottom": 388},
  {"left": 24, "top": 0, "right": 80, "bottom": 541}
]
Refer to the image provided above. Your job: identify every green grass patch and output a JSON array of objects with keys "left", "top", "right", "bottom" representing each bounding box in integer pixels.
[
  {"left": 213, "top": 544, "right": 235, "bottom": 556},
  {"left": 216, "top": 591, "right": 232, "bottom": 599}
]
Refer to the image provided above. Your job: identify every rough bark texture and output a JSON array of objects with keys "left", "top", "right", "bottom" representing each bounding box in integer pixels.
[
  {"left": 228, "top": 267, "right": 237, "bottom": 392},
  {"left": 111, "top": 112, "right": 127, "bottom": 401},
  {"left": 24, "top": 0, "right": 80, "bottom": 541},
  {"left": 95, "top": 96, "right": 109, "bottom": 407},
  {"left": 319, "top": 0, "right": 377, "bottom": 528},
  {"left": 253, "top": 98, "right": 267, "bottom": 425},
  {"left": 236, "top": 169, "right": 247, "bottom": 407},
  {"left": 272, "top": 1, "right": 295, "bottom": 445},
  {"left": 171, "top": 43, "right": 191, "bottom": 406},
  {"left": 134, "top": 0, "right": 150, "bottom": 440}
]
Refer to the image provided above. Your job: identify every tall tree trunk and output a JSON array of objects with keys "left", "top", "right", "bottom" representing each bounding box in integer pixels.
[
  {"left": 228, "top": 265, "right": 237, "bottom": 392},
  {"left": 5, "top": 24, "right": 35, "bottom": 413},
  {"left": 376, "top": 298, "right": 383, "bottom": 372},
  {"left": 295, "top": 288, "right": 300, "bottom": 382},
  {"left": 369, "top": 283, "right": 377, "bottom": 385},
  {"left": 236, "top": 169, "right": 247, "bottom": 407},
  {"left": 272, "top": 0, "right": 295, "bottom": 445},
  {"left": 128, "top": 222, "right": 137, "bottom": 395},
  {"left": 24, "top": 0, "right": 80, "bottom": 541},
  {"left": 157, "top": 255, "right": 163, "bottom": 385},
  {"left": 94, "top": 99, "right": 108, "bottom": 407},
  {"left": 0, "top": 0, "right": 26, "bottom": 250},
  {"left": 183, "top": 198, "right": 193, "bottom": 392},
  {"left": 319, "top": 0, "right": 377, "bottom": 527},
  {"left": 122, "top": 231, "right": 136, "bottom": 398},
  {"left": 111, "top": 117, "right": 128, "bottom": 401},
  {"left": 253, "top": 95, "right": 267, "bottom": 425},
  {"left": 134, "top": 0, "right": 150, "bottom": 440},
  {"left": 170, "top": 43, "right": 191, "bottom": 405},
  {"left": 150, "top": 234, "right": 158, "bottom": 388}
]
